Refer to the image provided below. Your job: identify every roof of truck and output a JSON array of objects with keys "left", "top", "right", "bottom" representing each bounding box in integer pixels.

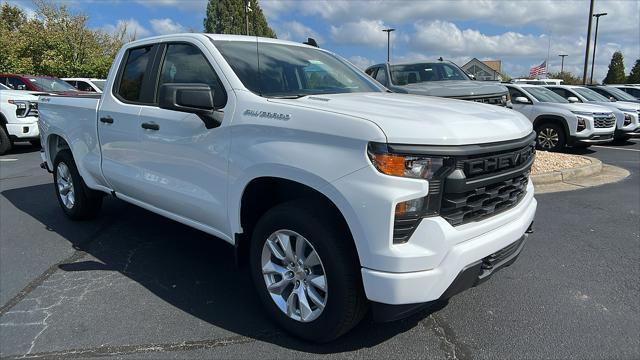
[{"left": 125, "top": 33, "right": 317, "bottom": 49}]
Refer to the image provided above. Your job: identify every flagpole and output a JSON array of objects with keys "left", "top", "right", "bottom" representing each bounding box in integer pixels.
[{"left": 546, "top": 35, "right": 551, "bottom": 79}]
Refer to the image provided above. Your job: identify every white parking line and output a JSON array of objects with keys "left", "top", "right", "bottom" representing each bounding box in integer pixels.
[
  {"left": 592, "top": 145, "right": 640, "bottom": 152},
  {"left": 0, "top": 158, "right": 18, "bottom": 162}
]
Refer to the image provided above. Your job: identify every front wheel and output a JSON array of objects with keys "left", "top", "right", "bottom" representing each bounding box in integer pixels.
[
  {"left": 249, "top": 200, "right": 367, "bottom": 342},
  {"left": 535, "top": 123, "right": 566, "bottom": 152},
  {"left": 53, "top": 150, "right": 103, "bottom": 220},
  {"left": 0, "top": 126, "right": 12, "bottom": 155}
]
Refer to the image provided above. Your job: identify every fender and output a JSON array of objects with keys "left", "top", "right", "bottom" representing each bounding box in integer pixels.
[{"left": 533, "top": 114, "right": 571, "bottom": 137}]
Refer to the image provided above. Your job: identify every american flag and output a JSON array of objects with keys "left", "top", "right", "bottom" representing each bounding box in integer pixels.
[{"left": 529, "top": 61, "right": 547, "bottom": 78}]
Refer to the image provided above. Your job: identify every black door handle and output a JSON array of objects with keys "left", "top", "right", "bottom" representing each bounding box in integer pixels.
[
  {"left": 99, "top": 116, "right": 114, "bottom": 124},
  {"left": 141, "top": 122, "right": 160, "bottom": 130}
]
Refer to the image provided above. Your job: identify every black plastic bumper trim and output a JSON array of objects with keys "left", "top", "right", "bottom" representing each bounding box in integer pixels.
[{"left": 371, "top": 231, "right": 530, "bottom": 323}]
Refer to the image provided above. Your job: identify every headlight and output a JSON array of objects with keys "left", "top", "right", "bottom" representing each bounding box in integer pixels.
[
  {"left": 7, "top": 100, "right": 37, "bottom": 118},
  {"left": 368, "top": 143, "right": 454, "bottom": 244},
  {"left": 577, "top": 117, "right": 587, "bottom": 131}
]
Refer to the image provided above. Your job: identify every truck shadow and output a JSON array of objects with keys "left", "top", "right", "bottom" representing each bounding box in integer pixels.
[{"left": 1, "top": 183, "right": 440, "bottom": 353}]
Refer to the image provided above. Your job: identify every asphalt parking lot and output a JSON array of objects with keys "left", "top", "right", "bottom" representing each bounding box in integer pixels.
[{"left": 1, "top": 140, "right": 639, "bottom": 359}]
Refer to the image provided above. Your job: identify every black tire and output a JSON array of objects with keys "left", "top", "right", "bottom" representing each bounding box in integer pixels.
[
  {"left": 30, "top": 139, "right": 41, "bottom": 148},
  {"left": 0, "top": 126, "right": 12, "bottom": 155},
  {"left": 535, "top": 122, "right": 566, "bottom": 152},
  {"left": 249, "top": 200, "right": 367, "bottom": 342},
  {"left": 53, "top": 150, "right": 103, "bottom": 220}
]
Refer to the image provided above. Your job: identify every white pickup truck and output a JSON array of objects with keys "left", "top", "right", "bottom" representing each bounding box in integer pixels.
[
  {"left": 38, "top": 34, "right": 537, "bottom": 342},
  {"left": 0, "top": 83, "right": 42, "bottom": 154}
]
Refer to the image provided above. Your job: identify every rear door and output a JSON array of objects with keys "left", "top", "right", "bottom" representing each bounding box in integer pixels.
[
  {"left": 134, "top": 41, "right": 233, "bottom": 234},
  {"left": 98, "top": 44, "right": 161, "bottom": 197}
]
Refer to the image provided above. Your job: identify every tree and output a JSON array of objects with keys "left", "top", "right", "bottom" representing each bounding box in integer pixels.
[
  {"left": 548, "top": 71, "right": 583, "bottom": 85},
  {"left": 203, "top": 0, "right": 276, "bottom": 38},
  {"left": 603, "top": 51, "right": 626, "bottom": 84},
  {"left": 0, "top": 1, "right": 125, "bottom": 78},
  {"left": 627, "top": 58, "right": 640, "bottom": 84}
]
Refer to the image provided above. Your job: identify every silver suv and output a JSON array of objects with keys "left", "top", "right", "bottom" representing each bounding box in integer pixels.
[
  {"left": 366, "top": 61, "right": 509, "bottom": 106},
  {"left": 506, "top": 84, "right": 616, "bottom": 151}
]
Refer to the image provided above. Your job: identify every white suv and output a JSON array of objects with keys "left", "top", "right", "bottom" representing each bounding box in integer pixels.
[
  {"left": 506, "top": 84, "right": 617, "bottom": 151},
  {"left": 0, "top": 83, "right": 41, "bottom": 154}
]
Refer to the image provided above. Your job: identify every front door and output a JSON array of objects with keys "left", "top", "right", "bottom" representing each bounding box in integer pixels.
[{"left": 135, "top": 42, "right": 233, "bottom": 235}]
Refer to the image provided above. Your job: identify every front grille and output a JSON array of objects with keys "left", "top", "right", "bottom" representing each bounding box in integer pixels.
[
  {"left": 481, "top": 236, "right": 525, "bottom": 270},
  {"left": 594, "top": 113, "right": 616, "bottom": 128},
  {"left": 441, "top": 174, "right": 529, "bottom": 226},
  {"left": 464, "top": 95, "right": 506, "bottom": 106}
]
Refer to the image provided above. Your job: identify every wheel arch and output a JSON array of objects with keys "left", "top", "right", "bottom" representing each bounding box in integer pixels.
[
  {"left": 232, "top": 170, "right": 366, "bottom": 268},
  {"left": 533, "top": 115, "right": 570, "bottom": 137},
  {"left": 45, "top": 133, "right": 71, "bottom": 167}
]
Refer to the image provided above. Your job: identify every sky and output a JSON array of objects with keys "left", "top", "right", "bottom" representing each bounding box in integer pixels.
[{"left": 7, "top": 0, "right": 640, "bottom": 81}]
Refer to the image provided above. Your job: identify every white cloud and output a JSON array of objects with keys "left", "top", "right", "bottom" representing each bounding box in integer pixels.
[
  {"left": 348, "top": 55, "right": 375, "bottom": 70},
  {"left": 135, "top": 0, "right": 206, "bottom": 11},
  {"left": 330, "top": 20, "right": 403, "bottom": 48},
  {"left": 276, "top": 21, "right": 323, "bottom": 43},
  {"left": 150, "top": 18, "right": 186, "bottom": 35},
  {"left": 101, "top": 18, "right": 152, "bottom": 41}
]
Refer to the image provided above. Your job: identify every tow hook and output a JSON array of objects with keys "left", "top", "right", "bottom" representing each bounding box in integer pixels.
[{"left": 526, "top": 222, "right": 534, "bottom": 234}]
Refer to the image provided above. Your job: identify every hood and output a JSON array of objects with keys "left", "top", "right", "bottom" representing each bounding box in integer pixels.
[
  {"left": 554, "top": 102, "right": 617, "bottom": 113},
  {"left": 393, "top": 80, "right": 507, "bottom": 98},
  {"left": 273, "top": 92, "right": 532, "bottom": 145},
  {"left": 0, "top": 89, "right": 41, "bottom": 101},
  {"left": 588, "top": 101, "right": 640, "bottom": 112}
]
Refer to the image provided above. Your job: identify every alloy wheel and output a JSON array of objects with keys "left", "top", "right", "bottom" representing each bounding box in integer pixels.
[
  {"left": 56, "top": 162, "right": 75, "bottom": 209},
  {"left": 538, "top": 127, "right": 559, "bottom": 149},
  {"left": 261, "top": 229, "right": 328, "bottom": 323}
]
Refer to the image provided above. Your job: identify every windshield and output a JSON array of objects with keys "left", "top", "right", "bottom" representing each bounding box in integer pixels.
[
  {"left": 212, "top": 40, "right": 383, "bottom": 97},
  {"left": 27, "top": 77, "right": 77, "bottom": 92},
  {"left": 573, "top": 87, "right": 610, "bottom": 102},
  {"left": 524, "top": 87, "right": 568, "bottom": 103},
  {"left": 600, "top": 86, "right": 637, "bottom": 101},
  {"left": 92, "top": 80, "right": 106, "bottom": 91},
  {"left": 390, "top": 62, "right": 469, "bottom": 85}
]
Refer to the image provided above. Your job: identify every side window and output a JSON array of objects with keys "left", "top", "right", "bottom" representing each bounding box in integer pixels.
[
  {"left": 118, "top": 45, "right": 154, "bottom": 102},
  {"left": 66, "top": 81, "right": 77, "bottom": 89},
  {"left": 8, "top": 77, "right": 27, "bottom": 90},
  {"left": 77, "top": 81, "right": 95, "bottom": 92},
  {"left": 365, "top": 68, "right": 376, "bottom": 77},
  {"left": 508, "top": 88, "right": 525, "bottom": 99},
  {"left": 626, "top": 88, "right": 640, "bottom": 97},
  {"left": 374, "top": 67, "right": 387, "bottom": 85},
  {"left": 158, "top": 43, "right": 227, "bottom": 109},
  {"left": 548, "top": 88, "right": 568, "bottom": 99}
]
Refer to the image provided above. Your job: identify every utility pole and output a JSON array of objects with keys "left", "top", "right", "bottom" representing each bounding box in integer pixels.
[
  {"left": 382, "top": 28, "right": 395, "bottom": 63},
  {"left": 244, "top": 0, "right": 250, "bottom": 35},
  {"left": 582, "top": 0, "right": 595, "bottom": 84},
  {"left": 559, "top": 54, "right": 568, "bottom": 73},
  {"left": 590, "top": 12, "right": 607, "bottom": 84}
]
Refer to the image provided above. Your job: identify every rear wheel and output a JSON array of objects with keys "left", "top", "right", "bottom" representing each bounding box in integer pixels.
[
  {"left": 535, "top": 123, "right": 566, "bottom": 151},
  {"left": 53, "top": 150, "right": 103, "bottom": 220},
  {"left": 249, "top": 200, "right": 367, "bottom": 342},
  {"left": 0, "top": 126, "right": 12, "bottom": 155}
]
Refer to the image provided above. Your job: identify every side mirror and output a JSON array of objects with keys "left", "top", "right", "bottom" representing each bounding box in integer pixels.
[
  {"left": 159, "top": 83, "right": 220, "bottom": 129},
  {"left": 567, "top": 96, "right": 580, "bottom": 103},
  {"left": 514, "top": 96, "right": 530, "bottom": 104}
]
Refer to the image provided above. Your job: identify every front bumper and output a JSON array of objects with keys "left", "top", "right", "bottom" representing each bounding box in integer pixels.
[
  {"left": 360, "top": 188, "right": 537, "bottom": 306},
  {"left": 570, "top": 132, "right": 614, "bottom": 144},
  {"left": 372, "top": 229, "right": 530, "bottom": 322},
  {"left": 6, "top": 121, "right": 39, "bottom": 140}
]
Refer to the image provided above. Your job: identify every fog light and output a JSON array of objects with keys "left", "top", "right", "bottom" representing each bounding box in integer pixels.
[
  {"left": 395, "top": 197, "right": 425, "bottom": 216},
  {"left": 577, "top": 117, "right": 587, "bottom": 132},
  {"left": 624, "top": 113, "right": 632, "bottom": 126}
]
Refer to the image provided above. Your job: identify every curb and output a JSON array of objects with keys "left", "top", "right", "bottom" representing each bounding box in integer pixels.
[{"left": 531, "top": 156, "right": 602, "bottom": 185}]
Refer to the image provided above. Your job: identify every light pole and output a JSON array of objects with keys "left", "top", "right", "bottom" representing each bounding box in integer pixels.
[
  {"left": 590, "top": 12, "right": 607, "bottom": 84},
  {"left": 559, "top": 54, "right": 568, "bottom": 73},
  {"left": 382, "top": 28, "right": 395, "bottom": 63},
  {"left": 582, "top": 0, "right": 595, "bottom": 84}
]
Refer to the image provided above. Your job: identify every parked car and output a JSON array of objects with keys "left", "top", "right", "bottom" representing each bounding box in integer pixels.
[
  {"left": 0, "top": 74, "right": 79, "bottom": 94},
  {"left": 365, "top": 61, "right": 510, "bottom": 106},
  {"left": 609, "top": 85, "right": 640, "bottom": 99},
  {"left": 38, "top": 34, "right": 536, "bottom": 342},
  {"left": 586, "top": 85, "right": 640, "bottom": 103},
  {"left": 512, "top": 78, "right": 564, "bottom": 85},
  {"left": 545, "top": 85, "right": 640, "bottom": 140},
  {"left": 62, "top": 78, "right": 106, "bottom": 93},
  {"left": 506, "top": 84, "right": 617, "bottom": 151},
  {"left": 0, "top": 83, "right": 42, "bottom": 154}
]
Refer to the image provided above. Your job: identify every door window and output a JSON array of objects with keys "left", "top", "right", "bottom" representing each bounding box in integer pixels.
[
  {"left": 117, "top": 45, "right": 154, "bottom": 103},
  {"left": 374, "top": 67, "right": 387, "bottom": 85},
  {"left": 158, "top": 43, "right": 227, "bottom": 108},
  {"left": 76, "top": 81, "right": 95, "bottom": 92},
  {"left": 7, "top": 77, "right": 28, "bottom": 90},
  {"left": 548, "top": 87, "right": 569, "bottom": 99}
]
